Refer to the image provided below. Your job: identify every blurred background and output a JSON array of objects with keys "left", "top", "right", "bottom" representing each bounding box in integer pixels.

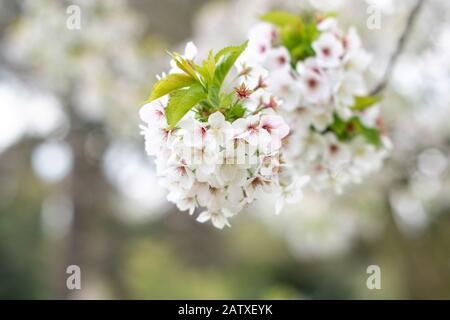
[{"left": 0, "top": 0, "right": 449, "bottom": 299}]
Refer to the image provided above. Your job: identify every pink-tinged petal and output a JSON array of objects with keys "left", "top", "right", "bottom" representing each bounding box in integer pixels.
[
  {"left": 247, "top": 130, "right": 260, "bottom": 146},
  {"left": 277, "top": 123, "right": 290, "bottom": 139},
  {"left": 232, "top": 118, "right": 248, "bottom": 136}
]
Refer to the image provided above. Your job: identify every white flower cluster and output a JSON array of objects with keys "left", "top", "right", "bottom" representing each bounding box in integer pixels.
[
  {"left": 237, "top": 18, "right": 391, "bottom": 193},
  {"left": 139, "top": 43, "right": 306, "bottom": 229}
]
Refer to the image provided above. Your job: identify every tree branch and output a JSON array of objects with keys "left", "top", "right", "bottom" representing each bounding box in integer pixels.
[{"left": 370, "top": 0, "right": 426, "bottom": 96}]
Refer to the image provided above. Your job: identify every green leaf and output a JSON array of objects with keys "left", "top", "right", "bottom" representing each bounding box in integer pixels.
[
  {"left": 223, "top": 103, "right": 246, "bottom": 122},
  {"left": 213, "top": 41, "right": 248, "bottom": 88},
  {"left": 168, "top": 52, "right": 199, "bottom": 81},
  {"left": 329, "top": 114, "right": 347, "bottom": 137},
  {"left": 195, "top": 50, "right": 216, "bottom": 85},
  {"left": 304, "top": 22, "right": 319, "bottom": 42},
  {"left": 285, "top": 22, "right": 318, "bottom": 63},
  {"left": 260, "top": 11, "right": 303, "bottom": 28},
  {"left": 328, "top": 114, "right": 382, "bottom": 147},
  {"left": 165, "top": 83, "right": 206, "bottom": 128},
  {"left": 207, "top": 84, "right": 220, "bottom": 108},
  {"left": 219, "top": 91, "right": 235, "bottom": 109},
  {"left": 147, "top": 73, "right": 196, "bottom": 102},
  {"left": 351, "top": 117, "right": 382, "bottom": 147},
  {"left": 280, "top": 25, "right": 304, "bottom": 51},
  {"left": 291, "top": 42, "right": 315, "bottom": 61},
  {"left": 351, "top": 95, "right": 382, "bottom": 111}
]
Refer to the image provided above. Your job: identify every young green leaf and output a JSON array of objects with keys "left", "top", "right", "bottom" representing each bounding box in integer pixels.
[
  {"left": 165, "top": 82, "right": 206, "bottom": 128},
  {"left": 168, "top": 52, "right": 199, "bottom": 81},
  {"left": 223, "top": 102, "right": 246, "bottom": 122},
  {"left": 328, "top": 114, "right": 382, "bottom": 147},
  {"left": 329, "top": 114, "right": 347, "bottom": 138},
  {"left": 207, "top": 84, "right": 220, "bottom": 108},
  {"left": 213, "top": 41, "right": 248, "bottom": 88},
  {"left": 280, "top": 24, "right": 304, "bottom": 51},
  {"left": 147, "top": 73, "right": 196, "bottom": 102},
  {"left": 195, "top": 50, "right": 216, "bottom": 85},
  {"left": 351, "top": 95, "right": 382, "bottom": 111},
  {"left": 350, "top": 117, "right": 382, "bottom": 147}
]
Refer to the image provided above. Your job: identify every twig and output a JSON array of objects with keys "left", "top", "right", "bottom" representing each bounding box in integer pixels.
[{"left": 370, "top": 0, "right": 426, "bottom": 95}]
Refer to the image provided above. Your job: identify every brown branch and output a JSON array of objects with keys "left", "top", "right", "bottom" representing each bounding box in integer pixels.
[{"left": 370, "top": 0, "right": 426, "bottom": 95}]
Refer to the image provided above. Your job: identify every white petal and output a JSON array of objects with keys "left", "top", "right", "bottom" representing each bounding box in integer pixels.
[
  {"left": 196, "top": 211, "right": 211, "bottom": 223},
  {"left": 208, "top": 112, "right": 225, "bottom": 128},
  {"left": 211, "top": 214, "right": 230, "bottom": 229},
  {"left": 184, "top": 42, "right": 198, "bottom": 60}
]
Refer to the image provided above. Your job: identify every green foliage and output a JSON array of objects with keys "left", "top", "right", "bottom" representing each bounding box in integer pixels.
[
  {"left": 147, "top": 73, "right": 195, "bottom": 102},
  {"left": 207, "top": 84, "right": 220, "bottom": 108},
  {"left": 329, "top": 113, "right": 382, "bottom": 147},
  {"left": 165, "top": 83, "right": 207, "bottom": 128},
  {"left": 351, "top": 95, "right": 382, "bottom": 111},
  {"left": 147, "top": 42, "right": 249, "bottom": 128},
  {"left": 195, "top": 50, "right": 216, "bottom": 84},
  {"left": 167, "top": 52, "right": 199, "bottom": 81},
  {"left": 223, "top": 102, "right": 246, "bottom": 122},
  {"left": 213, "top": 41, "right": 248, "bottom": 87},
  {"left": 261, "top": 11, "right": 320, "bottom": 64}
]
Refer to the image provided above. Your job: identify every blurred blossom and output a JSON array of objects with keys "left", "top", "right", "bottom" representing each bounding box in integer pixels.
[
  {"left": 0, "top": 80, "right": 67, "bottom": 153},
  {"left": 41, "top": 192, "right": 73, "bottom": 238},
  {"left": 32, "top": 141, "right": 73, "bottom": 183},
  {"left": 4, "top": 0, "right": 153, "bottom": 134},
  {"left": 365, "top": 0, "right": 396, "bottom": 15},
  {"left": 392, "top": 57, "right": 423, "bottom": 98},
  {"left": 256, "top": 194, "right": 365, "bottom": 259},
  {"left": 410, "top": 171, "right": 442, "bottom": 200},
  {"left": 308, "top": 0, "right": 343, "bottom": 11},
  {"left": 193, "top": 0, "right": 305, "bottom": 52},
  {"left": 417, "top": 148, "right": 448, "bottom": 179},
  {"left": 0, "top": 83, "right": 25, "bottom": 153},
  {"left": 102, "top": 141, "right": 168, "bottom": 220},
  {"left": 284, "top": 208, "right": 359, "bottom": 260},
  {"left": 390, "top": 190, "right": 428, "bottom": 235},
  {"left": 26, "top": 93, "right": 68, "bottom": 138}
]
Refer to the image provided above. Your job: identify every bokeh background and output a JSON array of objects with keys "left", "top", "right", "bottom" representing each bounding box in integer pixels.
[{"left": 0, "top": 0, "right": 450, "bottom": 299}]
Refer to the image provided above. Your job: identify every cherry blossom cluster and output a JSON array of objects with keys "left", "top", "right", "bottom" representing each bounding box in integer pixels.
[
  {"left": 237, "top": 16, "right": 391, "bottom": 193},
  {"left": 140, "top": 42, "right": 307, "bottom": 229}
]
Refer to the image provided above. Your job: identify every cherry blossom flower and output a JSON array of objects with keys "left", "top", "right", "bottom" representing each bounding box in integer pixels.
[
  {"left": 312, "top": 33, "right": 344, "bottom": 68},
  {"left": 196, "top": 210, "right": 232, "bottom": 229}
]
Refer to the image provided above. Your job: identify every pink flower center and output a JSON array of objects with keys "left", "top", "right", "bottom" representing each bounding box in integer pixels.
[
  {"left": 177, "top": 166, "right": 187, "bottom": 176},
  {"left": 278, "top": 55, "right": 287, "bottom": 65},
  {"left": 262, "top": 123, "right": 273, "bottom": 133},
  {"left": 329, "top": 144, "right": 339, "bottom": 154},
  {"left": 247, "top": 123, "right": 258, "bottom": 133},
  {"left": 307, "top": 78, "right": 318, "bottom": 90},
  {"left": 200, "top": 126, "right": 207, "bottom": 138},
  {"left": 322, "top": 47, "right": 331, "bottom": 57},
  {"left": 251, "top": 177, "right": 263, "bottom": 188},
  {"left": 154, "top": 109, "right": 164, "bottom": 119}
]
